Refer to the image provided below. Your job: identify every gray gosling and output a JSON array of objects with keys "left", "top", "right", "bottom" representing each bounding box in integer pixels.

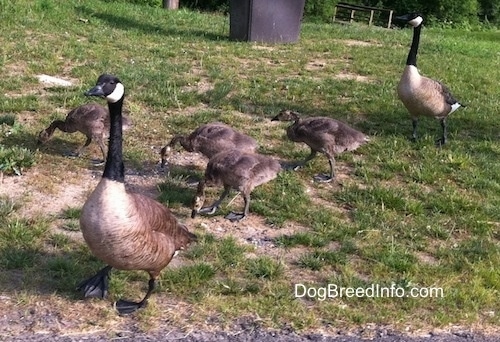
[
  {"left": 271, "top": 110, "right": 369, "bottom": 183},
  {"left": 191, "top": 149, "right": 281, "bottom": 222},
  {"left": 160, "top": 122, "right": 258, "bottom": 169},
  {"left": 396, "top": 13, "right": 464, "bottom": 146},
  {"left": 37, "top": 103, "right": 131, "bottom": 163}
]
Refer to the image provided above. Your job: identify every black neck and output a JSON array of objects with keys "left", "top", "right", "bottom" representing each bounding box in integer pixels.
[
  {"left": 103, "top": 99, "right": 125, "bottom": 182},
  {"left": 406, "top": 24, "right": 421, "bottom": 67}
]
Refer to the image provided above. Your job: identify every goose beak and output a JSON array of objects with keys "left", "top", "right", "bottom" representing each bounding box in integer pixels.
[
  {"left": 191, "top": 209, "right": 198, "bottom": 219},
  {"left": 85, "top": 85, "right": 105, "bottom": 98},
  {"left": 271, "top": 115, "right": 279, "bottom": 121}
]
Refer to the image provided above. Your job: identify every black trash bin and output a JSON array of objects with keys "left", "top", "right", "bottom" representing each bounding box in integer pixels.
[{"left": 229, "top": 0, "right": 305, "bottom": 44}]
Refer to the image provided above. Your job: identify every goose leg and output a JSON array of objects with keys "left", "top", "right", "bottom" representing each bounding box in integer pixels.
[
  {"left": 77, "top": 265, "right": 112, "bottom": 299},
  {"left": 314, "top": 154, "right": 335, "bottom": 183},
  {"left": 435, "top": 119, "right": 447, "bottom": 146},
  {"left": 225, "top": 192, "right": 250, "bottom": 222},
  {"left": 411, "top": 118, "right": 418, "bottom": 142},
  {"left": 198, "top": 186, "right": 230, "bottom": 215},
  {"left": 115, "top": 278, "right": 155, "bottom": 315}
]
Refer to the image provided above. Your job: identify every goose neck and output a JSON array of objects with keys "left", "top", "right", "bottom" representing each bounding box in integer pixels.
[
  {"left": 102, "top": 99, "right": 125, "bottom": 182},
  {"left": 406, "top": 25, "right": 421, "bottom": 67}
]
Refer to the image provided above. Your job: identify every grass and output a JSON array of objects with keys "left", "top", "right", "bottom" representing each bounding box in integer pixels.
[{"left": 0, "top": 0, "right": 499, "bottom": 336}]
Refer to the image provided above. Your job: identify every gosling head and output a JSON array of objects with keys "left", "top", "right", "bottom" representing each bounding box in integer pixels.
[
  {"left": 395, "top": 13, "right": 423, "bottom": 28},
  {"left": 271, "top": 109, "right": 300, "bottom": 122},
  {"left": 37, "top": 129, "right": 50, "bottom": 145},
  {"left": 190, "top": 181, "right": 206, "bottom": 219}
]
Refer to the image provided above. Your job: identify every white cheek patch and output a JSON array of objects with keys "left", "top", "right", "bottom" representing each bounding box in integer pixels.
[
  {"left": 106, "top": 82, "right": 124, "bottom": 103},
  {"left": 449, "top": 102, "right": 461, "bottom": 114},
  {"left": 409, "top": 16, "right": 423, "bottom": 27}
]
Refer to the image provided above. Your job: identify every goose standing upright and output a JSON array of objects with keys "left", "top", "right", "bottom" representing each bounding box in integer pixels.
[
  {"left": 78, "top": 74, "right": 196, "bottom": 314},
  {"left": 396, "top": 13, "right": 464, "bottom": 145},
  {"left": 271, "top": 110, "right": 369, "bottom": 183}
]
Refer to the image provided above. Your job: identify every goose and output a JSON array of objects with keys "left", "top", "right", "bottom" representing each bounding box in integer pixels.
[
  {"left": 396, "top": 13, "right": 464, "bottom": 145},
  {"left": 37, "top": 103, "right": 131, "bottom": 163},
  {"left": 271, "top": 110, "right": 369, "bottom": 183},
  {"left": 160, "top": 122, "right": 258, "bottom": 168},
  {"left": 191, "top": 149, "right": 281, "bottom": 222},
  {"left": 78, "top": 74, "right": 197, "bottom": 315}
]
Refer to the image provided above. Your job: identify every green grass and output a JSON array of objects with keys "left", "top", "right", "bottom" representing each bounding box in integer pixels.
[{"left": 0, "top": 0, "right": 499, "bottom": 335}]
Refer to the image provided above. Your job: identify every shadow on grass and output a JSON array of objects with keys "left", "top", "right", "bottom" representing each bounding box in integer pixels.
[{"left": 76, "top": 6, "right": 228, "bottom": 42}]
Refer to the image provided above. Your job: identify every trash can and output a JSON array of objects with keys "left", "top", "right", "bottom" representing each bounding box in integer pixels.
[{"left": 229, "top": 0, "right": 305, "bottom": 44}]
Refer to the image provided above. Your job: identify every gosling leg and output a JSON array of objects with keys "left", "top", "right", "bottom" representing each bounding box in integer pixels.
[
  {"left": 225, "top": 192, "right": 250, "bottom": 222},
  {"left": 198, "top": 186, "right": 230, "bottom": 215},
  {"left": 289, "top": 149, "right": 317, "bottom": 171},
  {"left": 314, "top": 154, "right": 335, "bottom": 183},
  {"left": 77, "top": 265, "right": 112, "bottom": 299},
  {"left": 115, "top": 278, "right": 155, "bottom": 315}
]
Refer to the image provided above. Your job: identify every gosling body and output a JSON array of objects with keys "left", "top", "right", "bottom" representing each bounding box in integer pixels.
[
  {"left": 160, "top": 122, "right": 258, "bottom": 168},
  {"left": 271, "top": 110, "right": 368, "bottom": 182},
  {"left": 191, "top": 149, "right": 281, "bottom": 222}
]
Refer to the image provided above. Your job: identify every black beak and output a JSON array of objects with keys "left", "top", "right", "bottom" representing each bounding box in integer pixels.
[
  {"left": 191, "top": 209, "right": 197, "bottom": 219},
  {"left": 85, "top": 85, "right": 105, "bottom": 97},
  {"left": 271, "top": 115, "right": 279, "bottom": 121}
]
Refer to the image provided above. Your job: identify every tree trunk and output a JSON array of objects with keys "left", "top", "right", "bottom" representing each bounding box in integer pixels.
[{"left": 163, "top": 0, "right": 179, "bottom": 10}]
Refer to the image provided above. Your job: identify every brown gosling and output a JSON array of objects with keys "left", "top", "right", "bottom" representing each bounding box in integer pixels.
[
  {"left": 396, "top": 13, "right": 464, "bottom": 146},
  {"left": 78, "top": 74, "right": 196, "bottom": 315},
  {"left": 37, "top": 103, "right": 131, "bottom": 163},
  {"left": 271, "top": 110, "right": 369, "bottom": 183},
  {"left": 160, "top": 122, "right": 258, "bottom": 168},
  {"left": 191, "top": 149, "right": 281, "bottom": 222}
]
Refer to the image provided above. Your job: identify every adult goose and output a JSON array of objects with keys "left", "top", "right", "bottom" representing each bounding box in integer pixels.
[
  {"left": 191, "top": 149, "right": 281, "bottom": 222},
  {"left": 37, "top": 103, "right": 131, "bottom": 163},
  {"left": 160, "top": 122, "right": 258, "bottom": 169},
  {"left": 271, "top": 110, "right": 369, "bottom": 182},
  {"left": 78, "top": 74, "right": 196, "bottom": 314},
  {"left": 396, "top": 13, "right": 464, "bottom": 145}
]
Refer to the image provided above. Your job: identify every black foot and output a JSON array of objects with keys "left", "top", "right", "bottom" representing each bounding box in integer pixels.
[
  {"left": 77, "top": 266, "right": 111, "bottom": 299},
  {"left": 115, "top": 298, "right": 147, "bottom": 315},
  {"left": 225, "top": 211, "right": 246, "bottom": 222},
  {"left": 63, "top": 151, "right": 80, "bottom": 158},
  {"left": 313, "top": 174, "right": 333, "bottom": 183},
  {"left": 410, "top": 136, "right": 418, "bottom": 143},
  {"left": 435, "top": 138, "right": 446, "bottom": 147},
  {"left": 91, "top": 159, "right": 105, "bottom": 166},
  {"left": 198, "top": 206, "right": 218, "bottom": 215}
]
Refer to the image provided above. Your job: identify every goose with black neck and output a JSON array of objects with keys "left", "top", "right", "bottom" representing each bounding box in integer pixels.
[
  {"left": 396, "top": 13, "right": 464, "bottom": 146},
  {"left": 78, "top": 74, "right": 197, "bottom": 315}
]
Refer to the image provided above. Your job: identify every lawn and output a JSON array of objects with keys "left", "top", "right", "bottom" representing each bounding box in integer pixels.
[{"left": 0, "top": 0, "right": 499, "bottom": 338}]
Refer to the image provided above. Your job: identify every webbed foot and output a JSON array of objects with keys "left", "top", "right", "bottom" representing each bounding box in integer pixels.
[
  {"left": 115, "top": 298, "right": 147, "bottom": 315},
  {"left": 77, "top": 266, "right": 112, "bottom": 299},
  {"left": 313, "top": 174, "right": 333, "bottom": 183},
  {"left": 225, "top": 211, "right": 246, "bottom": 222}
]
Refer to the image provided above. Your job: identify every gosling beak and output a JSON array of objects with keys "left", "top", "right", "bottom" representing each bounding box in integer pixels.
[{"left": 85, "top": 85, "right": 105, "bottom": 98}]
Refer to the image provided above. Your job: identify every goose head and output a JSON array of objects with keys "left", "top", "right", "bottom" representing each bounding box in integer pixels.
[
  {"left": 271, "top": 109, "right": 300, "bottom": 122},
  {"left": 85, "top": 74, "right": 124, "bottom": 103},
  {"left": 395, "top": 13, "right": 423, "bottom": 28}
]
